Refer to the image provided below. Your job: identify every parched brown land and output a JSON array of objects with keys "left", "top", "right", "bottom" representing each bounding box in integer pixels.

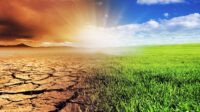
[{"left": 0, "top": 48, "right": 103, "bottom": 112}]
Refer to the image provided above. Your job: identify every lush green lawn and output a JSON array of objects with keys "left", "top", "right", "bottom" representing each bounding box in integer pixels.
[{"left": 89, "top": 44, "right": 200, "bottom": 112}]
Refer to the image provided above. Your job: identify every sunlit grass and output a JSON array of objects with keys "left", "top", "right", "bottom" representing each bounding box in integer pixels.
[{"left": 88, "top": 44, "right": 200, "bottom": 111}]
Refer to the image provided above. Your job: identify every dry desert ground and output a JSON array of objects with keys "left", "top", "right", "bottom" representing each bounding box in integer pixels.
[{"left": 0, "top": 48, "right": 102, "bottom": 112}]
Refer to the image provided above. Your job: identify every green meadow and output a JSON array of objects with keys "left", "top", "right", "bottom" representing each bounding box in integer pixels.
[{"left": 89, "top": 44, "right": 200, "bottom": 112}]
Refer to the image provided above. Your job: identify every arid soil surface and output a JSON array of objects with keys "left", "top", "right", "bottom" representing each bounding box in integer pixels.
[{"left": 0, "top": 48, "right": 102, "bottom": 112}]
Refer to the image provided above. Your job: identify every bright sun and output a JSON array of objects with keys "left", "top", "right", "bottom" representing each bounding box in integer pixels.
[{"left": 76, "top": 25, "right": 121, "bottom": 48}]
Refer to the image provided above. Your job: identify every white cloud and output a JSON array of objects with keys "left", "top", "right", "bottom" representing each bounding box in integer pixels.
[
  {"left": 147, "top": 20, "right": 160, "bottom": 28},
  {"left": 137, "top": 0, "right": 184, "bottom": 5},
  {"left": 164, "top": 13, "right": 169, "bottom": 17},
  {"left": 164, "top": 13, "right": 200, "bottom": 28},
  {"left": 105, "top": 13, "right": 200, "bottom": 46}
]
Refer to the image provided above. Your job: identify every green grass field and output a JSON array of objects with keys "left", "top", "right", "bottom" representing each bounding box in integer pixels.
[{"left": 88, "top": 44, "right": 200, "bottom": 112}]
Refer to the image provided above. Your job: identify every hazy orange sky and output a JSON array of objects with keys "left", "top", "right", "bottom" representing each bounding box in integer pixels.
[{"left": 0, "top": 0, "right": 103, "bottom": 46}]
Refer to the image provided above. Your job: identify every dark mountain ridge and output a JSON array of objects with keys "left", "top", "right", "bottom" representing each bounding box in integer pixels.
[{"left": 0, "top": 43, "right": 31, "bottom": 47}]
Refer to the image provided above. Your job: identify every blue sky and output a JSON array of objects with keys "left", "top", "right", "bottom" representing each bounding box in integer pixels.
[{"left": 101, "top": 0, "right": 200, "bottom": 26}]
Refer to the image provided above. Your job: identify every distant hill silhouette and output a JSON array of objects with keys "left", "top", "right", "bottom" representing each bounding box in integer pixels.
[
  {"left": 0, "top": 43, "right": 31, "bottom": 47},
  {"left": 0, "top": 43, "right": 78, "bottom": 48}
]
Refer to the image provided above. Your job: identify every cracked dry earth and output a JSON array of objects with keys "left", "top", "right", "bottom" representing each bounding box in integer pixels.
[{"left": 0, "top": 53, "right": 98, "bottom": 112}]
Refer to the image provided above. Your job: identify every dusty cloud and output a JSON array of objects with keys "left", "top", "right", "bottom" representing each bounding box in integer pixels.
[{"left": 0, "top": 0, "right": 95, "bottom": 45}]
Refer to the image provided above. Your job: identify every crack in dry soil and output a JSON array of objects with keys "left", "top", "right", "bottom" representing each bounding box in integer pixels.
[{"left": 0, "top": 56, "right": 94, "bottom": 112}]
